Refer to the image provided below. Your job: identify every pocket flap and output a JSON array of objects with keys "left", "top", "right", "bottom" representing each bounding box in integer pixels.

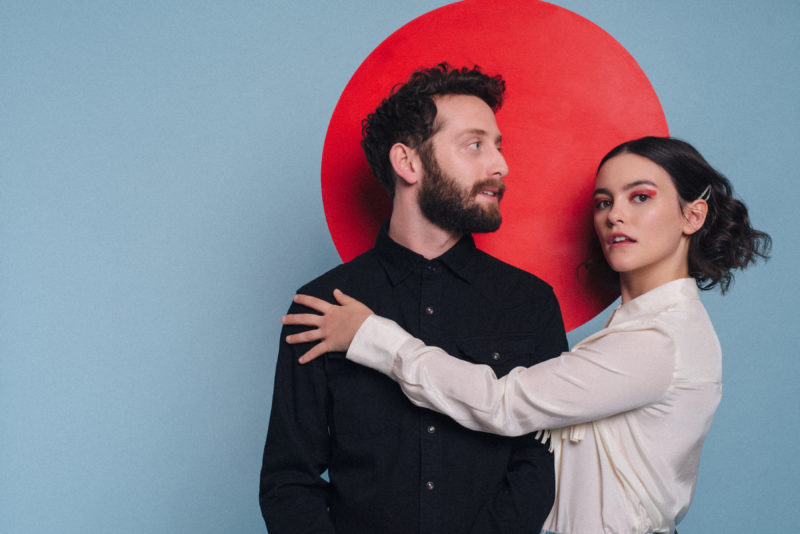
[{"left": 455, "top": 333, "right": 537, "bottom": 366}]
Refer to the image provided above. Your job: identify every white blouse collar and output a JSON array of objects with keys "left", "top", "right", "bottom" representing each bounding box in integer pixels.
[{"left": 606, "top": 278, "right": 700, "bottom": 327}]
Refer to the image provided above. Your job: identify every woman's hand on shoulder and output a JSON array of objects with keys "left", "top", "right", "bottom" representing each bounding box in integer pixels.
[{"left": 282, "top": 289, "right": 373, "bottom": 364}]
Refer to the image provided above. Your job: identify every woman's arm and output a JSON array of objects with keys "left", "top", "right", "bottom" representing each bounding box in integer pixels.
[
  {"left": 349, "top": 315, "right": 676, "bottom": 435},
  {"left": 284, "top": 290, "right": 676, "bottom": 436}
]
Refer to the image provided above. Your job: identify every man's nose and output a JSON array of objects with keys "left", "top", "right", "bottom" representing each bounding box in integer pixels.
[{"left": 488, "top": 147, "right": 508, "bottom": 179}]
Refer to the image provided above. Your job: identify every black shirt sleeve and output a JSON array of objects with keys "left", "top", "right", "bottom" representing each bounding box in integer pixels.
[{"left": 259, "top": 296, "right": 336, "bottom": 534}]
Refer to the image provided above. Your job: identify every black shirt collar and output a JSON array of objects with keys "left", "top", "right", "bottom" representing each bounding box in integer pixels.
[{"left": 374, "top": 222, "right": 477, "bottom": 286}]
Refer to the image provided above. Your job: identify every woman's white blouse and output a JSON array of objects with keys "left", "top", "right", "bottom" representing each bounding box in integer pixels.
[{"left": 347, "top": 278, "right": 721, "bottom": 534}]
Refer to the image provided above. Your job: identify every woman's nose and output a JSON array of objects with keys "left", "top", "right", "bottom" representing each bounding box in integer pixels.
[{"left": 607, "top": 202, "right": 624, "bottom": 226}]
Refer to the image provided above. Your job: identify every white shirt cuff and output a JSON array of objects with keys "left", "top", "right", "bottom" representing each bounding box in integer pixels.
[{"left": 347, "top": 314, "right": 413, "bottom": 378}]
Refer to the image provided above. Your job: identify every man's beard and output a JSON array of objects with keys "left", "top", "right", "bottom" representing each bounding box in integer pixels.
[{"left": 417, "top": 146, "right": 505, "bottom": 234}]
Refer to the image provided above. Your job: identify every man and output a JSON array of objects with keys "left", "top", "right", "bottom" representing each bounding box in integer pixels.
[{"left": 260, "top": 64, "right": 567, "bottom": 533}]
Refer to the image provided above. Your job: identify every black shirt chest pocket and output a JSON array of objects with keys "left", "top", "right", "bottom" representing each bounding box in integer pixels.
[{"left": 455, "top": 333, "right": 538, "bottom": 378}]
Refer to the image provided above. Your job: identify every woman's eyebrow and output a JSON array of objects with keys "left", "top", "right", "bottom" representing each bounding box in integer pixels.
[
  {"left": 623, "top": 179, "right": 658, "bottom": 191},
  {"left": 593, "top": 180, "right": 658, "bottom": 196}
]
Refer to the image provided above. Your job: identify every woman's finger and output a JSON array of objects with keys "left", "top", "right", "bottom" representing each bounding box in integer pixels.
[
  {"left": 332, "top": 288, "right": 356, "bottom": 305},
  {"left": 285, "top": 329, "right": 324, "bottom": 345},
  {"left": 293, "top": 293, "right": 332, "bottom": 312},
  {"left": 332, "top": 288, "right": 374, "bottom": 316},
  {"left": 281, "top": 313, "right": 323, "bottom": 327},
  {"left": 298, "top": 344, "right": 327, "bottom": 364}
]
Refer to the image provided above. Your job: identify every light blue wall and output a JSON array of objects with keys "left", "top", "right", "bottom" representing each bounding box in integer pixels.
[{"left": 2, "top": 1, "right": 797, "bottom": 532}]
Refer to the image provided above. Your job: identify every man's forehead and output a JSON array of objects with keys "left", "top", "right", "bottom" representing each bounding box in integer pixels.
[{"left": 432, "top": 94, "right": 500, "bottom": 135}]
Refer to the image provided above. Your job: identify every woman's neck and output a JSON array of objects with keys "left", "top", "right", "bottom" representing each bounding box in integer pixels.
[{"left": 619, "top": 268, "right": 690, "bottom": 303}]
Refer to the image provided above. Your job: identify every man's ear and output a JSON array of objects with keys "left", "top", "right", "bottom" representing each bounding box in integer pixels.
[
  {"left": 682, "top": 199, "right": 709, "bottom": 235},
  {"left": 389, "top": 142, "right": 422, "bottom": 186}
]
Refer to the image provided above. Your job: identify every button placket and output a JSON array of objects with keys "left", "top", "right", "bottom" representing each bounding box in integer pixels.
[
  {"left": 422, "top": 261, "right": 439, "bottom": 319},
  {"left": 417, "top": 259, "right": 442, "bottom": 529}
]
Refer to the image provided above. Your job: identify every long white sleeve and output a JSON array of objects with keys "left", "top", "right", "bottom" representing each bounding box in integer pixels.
[{"left": 348, "top": 313, "right": 675, "bottom": 437}]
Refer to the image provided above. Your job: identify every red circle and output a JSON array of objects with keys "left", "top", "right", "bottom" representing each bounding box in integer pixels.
[{"left": 321, "top": 0, "right": 668, "bottom": 331}]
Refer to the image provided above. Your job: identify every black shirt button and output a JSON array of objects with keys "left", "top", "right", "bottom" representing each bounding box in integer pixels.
[
  {"left": 427, "top": 425, "right": 436, "bottom": 434},
  {"left": 425, "top": 306, "right": 435, "bottom": 316},
  {"left": 491, "top": 352, "right": 501, "bottom": 361},
  {"left": 426, "top": 481, "right": 435, "bottom": 490}
]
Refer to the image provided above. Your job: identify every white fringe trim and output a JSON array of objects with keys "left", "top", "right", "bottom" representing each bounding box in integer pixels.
[{"left": 536, "top": 423, "right": 586, "bottom": 453}]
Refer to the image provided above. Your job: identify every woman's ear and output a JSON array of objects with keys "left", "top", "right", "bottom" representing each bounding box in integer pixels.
[
  {"left": 389, "top": 142, "right": 422, "bottom": 186},
  {"left": 682, "top": 199, "right": 709, "bottom": 235}
]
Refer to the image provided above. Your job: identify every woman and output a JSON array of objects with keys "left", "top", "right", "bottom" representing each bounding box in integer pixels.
[{"left": 282, "top": 137, "right": 771, "bottom": 533}]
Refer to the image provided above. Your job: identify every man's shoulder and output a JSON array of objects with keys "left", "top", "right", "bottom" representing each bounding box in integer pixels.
[
  {"left": 470, "top": 248, "right": 556, "bottom": 296},
  {"left": 295, "top": 248, "right": 381, "bottom": 298}
]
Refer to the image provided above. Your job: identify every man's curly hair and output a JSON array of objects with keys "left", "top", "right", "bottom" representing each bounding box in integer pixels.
[{"left": 361, "top": 63, "right": 505, "bottom": 197}]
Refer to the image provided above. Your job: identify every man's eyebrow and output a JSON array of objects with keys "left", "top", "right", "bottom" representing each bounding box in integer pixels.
[
  {"left": 459, "top": 128, "right": 489, "bottom": 136},
  {"left": 458, "top": 128, "right": 503, "bottom": 143},
  {"left": 593, "top": 180, "right": 658, "bottom": 196}
]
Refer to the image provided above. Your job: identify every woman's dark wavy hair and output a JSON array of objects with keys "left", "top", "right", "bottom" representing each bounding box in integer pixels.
[
  {"left": 595, "top": 136, "right": 771, "bottom": 294},
  {"left": 361, "top": 63, "right": 505, "bottom": 197}
]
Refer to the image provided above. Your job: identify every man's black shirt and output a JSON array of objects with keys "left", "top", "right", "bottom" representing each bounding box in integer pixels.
[{"left": 260, "top": 226, "right": 567, "bottom": 533}]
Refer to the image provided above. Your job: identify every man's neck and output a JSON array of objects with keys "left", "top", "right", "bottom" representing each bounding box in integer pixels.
[{"left": 387, "top": 209, "right": 462, "bottom": 260}]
